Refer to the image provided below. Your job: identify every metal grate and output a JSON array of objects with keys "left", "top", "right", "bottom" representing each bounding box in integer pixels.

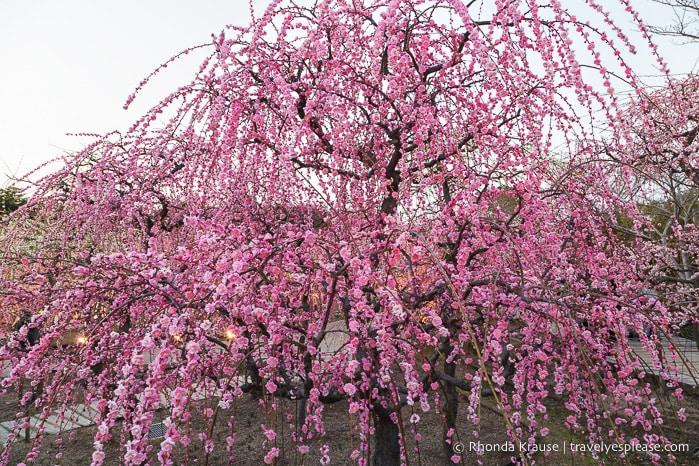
[{"left": 147, "top": 422, "right": 166, "bottom": 439}]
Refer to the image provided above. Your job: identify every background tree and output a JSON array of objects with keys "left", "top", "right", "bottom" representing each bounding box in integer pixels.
[
  {"left": 0, "top": 187, "right": 27, "bottom": 215},
  {"left": 611, "top": 73, "right": 699, "bottom": 350},
  {"left": 0, "top": 1, "right": 686, "bottom": 465},
  {"left": 650, "top": 0, "right": 699, "bottom": 41}
]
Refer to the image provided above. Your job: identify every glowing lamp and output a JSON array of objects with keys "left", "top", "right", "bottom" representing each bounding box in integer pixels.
[{"left": 224, "top": 328, "right": 237, "bottom": 341}]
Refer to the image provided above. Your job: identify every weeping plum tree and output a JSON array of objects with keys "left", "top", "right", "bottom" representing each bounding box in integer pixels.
[{"left": 0, "top": 0, "right": 686, "bottom": 464}]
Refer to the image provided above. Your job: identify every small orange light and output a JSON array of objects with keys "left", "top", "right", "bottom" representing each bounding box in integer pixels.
[
  {"left": 224, "top": 328, "right": 237, "bottom": 341},
  {"left": 173, "top": 334, "right": 182, "bottom": 342},
  {"left": 76, "top": 335, "right": 88, "bottom": 345}
]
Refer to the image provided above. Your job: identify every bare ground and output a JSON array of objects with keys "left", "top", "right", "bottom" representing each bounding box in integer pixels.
[{"left": 1, "top": 381, "right": 697, "bottom": 465}]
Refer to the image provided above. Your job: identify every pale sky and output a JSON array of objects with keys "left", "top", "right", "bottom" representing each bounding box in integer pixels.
[
  {"left": 0, "top": 0, "right": 270, "bottom": 186},
  {"left": 0, "top": 0, "right": 696, "bottom": 187}
]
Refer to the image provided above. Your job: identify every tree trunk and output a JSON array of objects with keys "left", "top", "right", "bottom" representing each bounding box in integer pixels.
[{"left": 373, "top": 407, "right": 401, "bottom": 466}]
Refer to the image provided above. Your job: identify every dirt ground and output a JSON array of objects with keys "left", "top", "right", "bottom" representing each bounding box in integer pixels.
[{"left": 1, "top": 380, "right": 697, "bottom": 466}]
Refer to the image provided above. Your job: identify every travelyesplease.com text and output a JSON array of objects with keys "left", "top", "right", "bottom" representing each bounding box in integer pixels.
[{"left": 453, "top": 440, "right": 689, "bottom": 455}]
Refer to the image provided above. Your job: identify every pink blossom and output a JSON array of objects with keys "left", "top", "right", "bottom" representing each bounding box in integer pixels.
[{"left": 264, "top": 447, "right": 280, "bottom": 464}]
